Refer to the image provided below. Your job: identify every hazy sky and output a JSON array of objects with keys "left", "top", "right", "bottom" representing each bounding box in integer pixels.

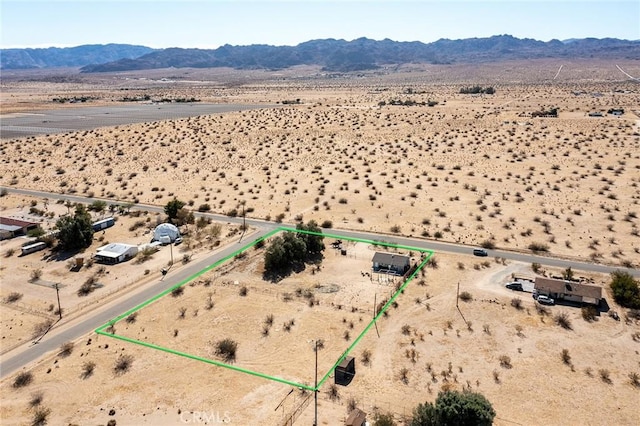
[{"left": 1, "top": 0, "right": 639, "bottom": 49}]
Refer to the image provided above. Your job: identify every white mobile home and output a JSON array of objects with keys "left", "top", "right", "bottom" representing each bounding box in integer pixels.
[{"left": 95, "top": 243, "right": 138, "bottom": 264}]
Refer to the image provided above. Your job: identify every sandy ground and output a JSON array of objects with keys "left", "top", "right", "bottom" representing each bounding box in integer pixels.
[
  {"left": 0, "top": 192, "right": 242, "bottom": 352},
  {"left": 1, "top": 60, "right": 640, "bottom": 425}
]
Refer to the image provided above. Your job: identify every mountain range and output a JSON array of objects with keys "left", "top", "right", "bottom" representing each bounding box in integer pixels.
[{"left": 1, "top": 35, "right": 638, "bottom": 72}]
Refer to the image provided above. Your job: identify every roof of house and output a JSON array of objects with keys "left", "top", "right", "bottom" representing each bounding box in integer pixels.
[
  {"left": 0, "top": 217, "right": 40, "bottom": 234},
  {"left": 96, "top": 243, "right": 137, "bottom": 258},
  {"left": 345, "top": 408, "right": 367, "bottom": 426},
  {"left": 372, "top": 252, "right": 410, "bottom": 267},
  {"left": 338, "top": 356, "right": 355, "bottom": 370},
  {"left": 0, "top": 217, "right": 39, "bottom": 228},
  {"left": 534, "top": 277, "right": 602, "bottom": 300}
]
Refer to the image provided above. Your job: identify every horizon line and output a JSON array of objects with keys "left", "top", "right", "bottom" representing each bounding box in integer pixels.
[{"left": 3, "top": 35, "right": 638, "bottom": 50}]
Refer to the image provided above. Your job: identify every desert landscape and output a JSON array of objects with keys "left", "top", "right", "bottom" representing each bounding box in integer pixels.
[{"left": 1, "top": 59, "right": 640, "bottom": 425}]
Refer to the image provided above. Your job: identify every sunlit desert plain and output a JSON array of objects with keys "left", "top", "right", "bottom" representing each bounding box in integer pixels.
[{"left": 1, "top": 60, "right": 639, "bottom": 425}]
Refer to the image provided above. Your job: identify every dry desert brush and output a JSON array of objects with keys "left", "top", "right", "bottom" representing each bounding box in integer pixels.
[
  {"left": 113, "top": 354, "right": 134, "bottom": 375},
  {"left": 215, "top": 338, "right": 238, "bottom": 362},
  {"left": 554, "top": 312, "right": 573, "bottom": 330},
  {"left": 13, "top": 371, "right": 33, "bottom": 388}
]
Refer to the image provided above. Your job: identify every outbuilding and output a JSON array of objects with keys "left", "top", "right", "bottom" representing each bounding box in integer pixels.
[
  {"left": 372, "top": 252, "right": 410, "bottom": 276},
  {"left": 534, "top": 277, "right": 603, "bottom": 306},
  {"left": 0, "top": 217, "right": 40, "bottom": 240},
  {"left": 345, "top": 408, "right": 367, "bottom": 426},
  {"left": 95, "top": 243, "right": 138, "bottom": 264},
  {"left": 153, "top": 223, "right": 180, "bottom": 244},
  {"left": 335, "top": 356, "right": 356, "bottom": 386}
]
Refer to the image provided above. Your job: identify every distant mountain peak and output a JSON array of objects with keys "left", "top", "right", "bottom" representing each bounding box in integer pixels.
[{"left": 2, "top": 36, "right": 638, "bottom": 72}]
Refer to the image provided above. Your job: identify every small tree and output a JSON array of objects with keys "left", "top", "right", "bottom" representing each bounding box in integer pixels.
[
  {"left": 610, "top": 270, "right": 640, "bottom": 309},
  {"left": 56, "top": 204, "right": 94, "bottom": 251},
  {"left": 164, "top": 198, "right": 186, "bottom": 223},
  {"left": 411, "top": 390, "right": 495, "bottom": 426}
]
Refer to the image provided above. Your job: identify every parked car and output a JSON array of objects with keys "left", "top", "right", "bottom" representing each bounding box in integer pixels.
[
  {"left": 536, "top": 295, "right": 555, "bottom": 305},
  {"left": 505, "top": 282, "right": 523, "bottom": 291},
  {"left": 174, "top": 237, "right": 183, "bottom": 245},
  {"left": 473, "top": 248, "right": 488, "bottom": 257}
]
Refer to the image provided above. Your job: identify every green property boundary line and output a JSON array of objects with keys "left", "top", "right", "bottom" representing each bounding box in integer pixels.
[{"left": 96, "top": 227, "right": 433, "bottom": 392}]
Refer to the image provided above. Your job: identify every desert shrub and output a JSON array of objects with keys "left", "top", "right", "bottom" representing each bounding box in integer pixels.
[
  {"left": 480, "top": 240, "right": 495, "bottom": 249},
  {"left": 171, "top": 286, "right": 184, "bottom": 297},
  {"left": 5, "top": 292, "right": 23, "bottom": 303},
  {"left": 321, "top": 220, "right": 333, "bottom": 228},
  {"left": 58, "top": 342, "right": 74, "bottom": 358},
  {"left": 629, "top": 372, "right": 640, "bottom": 388},
  {"left": 401, "top": 324, "right": 411, "bottom": 335},
  {"left": 499, "top": 355, "right": 512, "bottom": 369},
  {"left": 599, "top": 369, "right": 612, "bottom": 384},
  {"left": 30, "top": 268, "right": 43, "bottom": 282},
  {"left": 264, "top": 314, "right": 274, "bottom": 326},
  {"left": 125, "top": 312, "right": 138, "bottom": 323},
  {"left": 459, "top": 291, "right": 473, "bottom": 302},
  {"left": 374, "top": 412, "right": 396, "bottom": 426},
  {"left": 561, "top": 349, "right": 572, "bottom": 365},
  {"left": 535, "top": 303, "right": 550, "bottom": 316},
  {"left": 347, "top": 396, "right": 358, "bottom": 412},
  {"left": 13, "top": 371, "right": 33, "bottom": 388},
  {"left": 113, "top": 354, "right": 133, "bottom": 375},
  {"left": 77, "top": 275, "right": 98, "bottom": 296},
  {"left": 215, "top": 338, "right": 237, "bottom": 362},
  {"left": 135, "top": 246, "right": 156, "bottom": 263},
  {"left": 609, "top": 270, "right": 640, "bottom": 309},
  {"left": 554, "top": 312, "right": 573, "bottom": 330},
  {"left": 528, "top": 242, "right": 549, "bottom": 252},
  {"left": 327, "top": 384, "right": 340, "bottom": 401},
  {"left": 399, "top": 367, "right": 409, "bottom": 384},
  {"left": 29, "top": 391, "right": 44, "bottom": 408},
  {"left": 426, "top": 257, "right": 438, "bottom": 269},
  {"left": 4, "top": 248, "right": 15, "bottom": 257},
  {"left": 81, "top": 361, "right": 96, "bottom": 379},
  {"left": 239, "top": 285, "right": 248, "bottom": 296},
  {"left": 510, "top": 298, "right": 523, "bottom": 310},
  {"left": 31, "top": 407, "right": 51, "bottom": 426},
  {"left": 531, "top": 262, "right": 542, "bottom": 273},
  {"left": 581, "top": 306, "right": 598, "bottom": 322},
  {"left": 361, "top": 349, "right": 372, "bottom": 366}
]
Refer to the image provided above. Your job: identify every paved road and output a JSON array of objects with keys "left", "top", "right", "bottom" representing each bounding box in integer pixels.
[
  {"left": 1, "top": 187, "right": 638, "bottom": 378},
  {"left": 0, "top": 228, "right": 270, "bottom": 379}
]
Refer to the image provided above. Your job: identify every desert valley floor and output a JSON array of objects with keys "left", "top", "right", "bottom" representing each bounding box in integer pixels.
[{"left": 1, "top": 60, "right": 639, "bottom": 425}]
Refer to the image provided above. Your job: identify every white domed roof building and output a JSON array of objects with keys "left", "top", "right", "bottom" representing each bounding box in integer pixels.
[{"left": 153, "top": 223, "right": 180, "bottom": 243}]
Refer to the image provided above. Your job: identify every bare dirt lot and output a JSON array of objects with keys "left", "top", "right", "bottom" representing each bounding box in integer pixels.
[{"left": 1, "top": 60, "right": 639, "bottom": 425}]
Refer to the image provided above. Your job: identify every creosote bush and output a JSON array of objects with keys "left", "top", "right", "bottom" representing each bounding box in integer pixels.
[
  {"left": 58, "top": 342, "right": 74, "bottom": 358},
  {"left": 554, "top": 312, "right": 573, "bottom": 330},
  {"left": 459, "top": 291, "right": 473, "bottom": 302},
  {"left": 13, "top": 371, "right": 33, "bottom": 388},
  {"left": 215, "top": 338, "right": 238, "bottom": 362},
  {"left": 114, "top": 354, "right": 134, "bottom": 375}
]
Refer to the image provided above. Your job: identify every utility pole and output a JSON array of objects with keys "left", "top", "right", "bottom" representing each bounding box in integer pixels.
[
  {"left": 242, "top": 201, "right": 246, "bottom": 231},
  {"left": 456, "top": 281, "right": 460, "bottom": 308},
  {"left": 314, "top": 339, "right": 318, "bottom": 426},
  {"left": 169, "top": 243, "right": 174, "bottom": 266},
  {"left": 54, "top": 283, "right": 62, "bottom": 319}
]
